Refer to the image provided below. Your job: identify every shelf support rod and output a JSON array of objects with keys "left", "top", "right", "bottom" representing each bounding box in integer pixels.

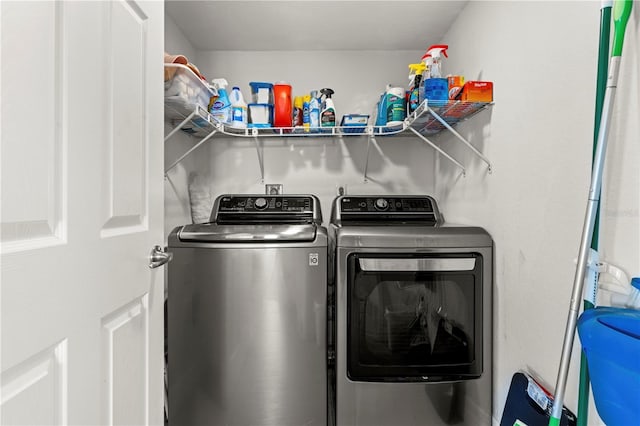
[
  {"left": 164, "top": 110, "right": 199, "bottom": 143},
  {"left": 253, "top": 136, "right": 264, "bottom": 183},
  {"left": 363, "top": 130, "right": 375, "bottom": 182},
  {"left": 426, "top": 107, "right": 492, "bottom": 172},
  {"left": 407, "top": 127, "right": 466, "bottom": 176},
  {"left": 164, "top": 130, "right": 218, "bottom": 176}
]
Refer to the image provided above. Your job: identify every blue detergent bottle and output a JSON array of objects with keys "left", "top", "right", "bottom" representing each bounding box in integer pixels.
[{"left": 375, "top": 92, "right": 387, "bottom": 128}]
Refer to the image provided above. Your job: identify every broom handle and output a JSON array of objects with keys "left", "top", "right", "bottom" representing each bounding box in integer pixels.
[{"left": 548, "top": 1, "right": 632, "bottom": 424}]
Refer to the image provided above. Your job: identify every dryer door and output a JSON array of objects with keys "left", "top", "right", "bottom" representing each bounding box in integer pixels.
[{"left": 347, "top": 253, "right": 483, "bottom": 382}]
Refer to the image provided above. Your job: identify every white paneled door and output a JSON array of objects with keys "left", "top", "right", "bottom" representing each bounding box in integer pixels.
[{"left": 1, "top": 1, "right": 164, "bottom": 425}]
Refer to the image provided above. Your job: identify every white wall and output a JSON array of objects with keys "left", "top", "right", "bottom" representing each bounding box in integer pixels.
[
  {"left": 439, "top": 2, "right": 640, "bottom": 425},
  {"left": 164, "top": 2, "right": 640, "bottom": 424},
  {"left": 164, "top": 13, "right": 212, "bottom": 238},
  {"left": 192, "top": 50, "right": 436, "bottom": 222}
]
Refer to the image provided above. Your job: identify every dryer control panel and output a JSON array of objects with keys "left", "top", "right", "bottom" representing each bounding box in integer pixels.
[{"left": 332, "top": 195, "right": 441, "bottom": 225}]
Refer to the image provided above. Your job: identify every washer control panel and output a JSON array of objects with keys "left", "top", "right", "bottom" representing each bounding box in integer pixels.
[
  {"left": 218, "top": 196, "right": 313, "bottom": 213},
  {"left": 212, "top": 195, "right": 321, "bottom": 224}
]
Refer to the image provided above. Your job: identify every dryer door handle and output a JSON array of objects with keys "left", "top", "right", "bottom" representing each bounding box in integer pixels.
[{"left": 359, "top": 258, "right": 476, "bottom": 272}]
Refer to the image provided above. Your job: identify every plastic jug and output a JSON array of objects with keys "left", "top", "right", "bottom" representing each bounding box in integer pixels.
[
  {"left": 273, "top": 82, "right": 292, "bottom": 128},
  {"left": 229, "top": 86, "right": 247, "bottom": 128}
]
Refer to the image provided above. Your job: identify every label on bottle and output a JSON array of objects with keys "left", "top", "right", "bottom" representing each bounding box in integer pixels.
[
  {"left": 321, "top": 110, "right": 335, "bottom": 127},
  {"left": 231, "top": 106, "right": 247, "bottom": 126},
  {"left": 303, "top": 104, "right": 310, "bottom": 124},
  {"left": 386, "top": 95, "right": 406, "bottom": 123},
  {"left": 293, "top": 106, "right": 303, "bottom": 126}
]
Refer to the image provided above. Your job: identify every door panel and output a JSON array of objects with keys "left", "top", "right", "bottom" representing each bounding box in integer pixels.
[
  {"left": 103, "top": 0, "right": 148, "bottom": 235},
  {"left": 0, "top": 341, "right": 68, "bottom": 426},
  {"left": 102, "top": 296, "right": 148, "bottom": 426},
  {"left": 1, "top": 1, "right": 164, "bottom": 424},
  {"left": 0, "top": 1, "right": 65, "bottom": 250}
]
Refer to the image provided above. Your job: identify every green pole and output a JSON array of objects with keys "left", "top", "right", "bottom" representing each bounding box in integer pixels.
[
  {"left": 576, "top": 3, "right": 611, "bottom": 425},
  {"left": 548, "top": 1, "right": 633, "bottom": 426}
]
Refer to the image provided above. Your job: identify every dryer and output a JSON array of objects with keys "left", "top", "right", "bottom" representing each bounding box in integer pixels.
[{"left": 329, "top": 195, "right": 493, "bottom": 426}]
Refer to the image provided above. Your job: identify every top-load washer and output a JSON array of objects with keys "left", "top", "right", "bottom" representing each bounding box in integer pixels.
[
  {"left": 329, "top": 195, "right": 493, "bottom": 426},
  {"left": 168, "top": 194, "right": 328, "bottom": 426}
]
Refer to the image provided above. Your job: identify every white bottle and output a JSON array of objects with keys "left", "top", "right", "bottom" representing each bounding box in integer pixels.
[
  {"left": 309, "top": 90, "right": 320, "bottom": 131},
  {"left": 229, "top": 86, "right": 247, "bottom": 128}
]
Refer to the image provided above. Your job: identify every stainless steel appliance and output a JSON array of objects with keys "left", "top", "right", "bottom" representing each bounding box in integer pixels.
[
  {"left": 168, "top": 194, "right": 327, "bottom": 426},
  {"left": 329, "top": 195, "right": 493, "bottom": 426}
]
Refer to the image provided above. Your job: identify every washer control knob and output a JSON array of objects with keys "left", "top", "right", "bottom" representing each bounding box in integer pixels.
[
  {"left": 254, "top": 197, "right": 268, "bottom": 210},
  {"left": 375, "top": 198, "right": 389, "bottom": 211}
]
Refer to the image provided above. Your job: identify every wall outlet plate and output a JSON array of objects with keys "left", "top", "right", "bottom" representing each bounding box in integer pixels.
[
  {"left": 265, "top": 184, "right": 283, "bottom": 195},
  {"left": 336, "top": 184, "right": 347, "bottom": 196}
]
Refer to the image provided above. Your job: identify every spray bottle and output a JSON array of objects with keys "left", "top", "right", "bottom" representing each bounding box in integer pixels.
[
  {"left": 309, "top": 90, "right": 320, "bottom": 131},
  {"left": 407, "top": 63, "right": 426, "bottom": 113},
  {"left": 421, "top": 45, "right": 450, "bottom": 104},
  {"left": 210, "top": 78, "right": 231, "bottom": 124},
  {"left": 229, "top": 86, "right": 247, "bottom": 128},
  {"left": 424, "top": 44, "right": 449, "bottom": 78},
  {"left": 418, "top": 54, "right": 432, "bottom": 103},
  {"left": 320, "top": 88, "right": 336, "bottom": 128}
]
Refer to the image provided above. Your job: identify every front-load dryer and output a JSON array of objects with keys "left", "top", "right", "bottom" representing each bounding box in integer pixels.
[{"left": 329, "top": 195, "right": 493, "bottom": 426}]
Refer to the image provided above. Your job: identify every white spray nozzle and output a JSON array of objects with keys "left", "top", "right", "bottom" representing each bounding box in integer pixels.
[{"left": 211, "top": 78, "right": 229, "bottom": 89}]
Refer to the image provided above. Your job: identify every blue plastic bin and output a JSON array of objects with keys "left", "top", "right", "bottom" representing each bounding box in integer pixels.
[{"left": 577, "top": 307, "right": 640, "bottom": 426}]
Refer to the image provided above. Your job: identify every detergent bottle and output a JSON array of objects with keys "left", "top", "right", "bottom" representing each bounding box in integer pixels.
[
  {"left": 210, "top": 78, "right": 232, "bottom": 124},
  {"left": 320, "top": 88, "right": 336, "bottom": 128},
  {"left": 229, "top": 86, "right": 247, "bottom": 128},
  {"left": 425, "top": 44, "right": 448, "bottom": 78},
  {"left": 407, "top": 63, "right": 426, "bottom": 113}
]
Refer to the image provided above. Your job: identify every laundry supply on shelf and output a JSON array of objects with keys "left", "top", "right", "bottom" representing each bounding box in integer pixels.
[
  {"left": 210, "top": 78, "right": 232, "bottom": 124},
  {"left": 407, "top": 63, "right": 426, "bottom": 113},
  {"left": 309, "top": 90, "right": 320, "bottom": 132},
  {"left": 320, "top": 88, "right": 336, "bottom": 129},
  {"left": 229, "top": 86, "right": 248, "bottom": 128},
  {"left": 273, "top": 82, "right": 293, "bottom": 128}
]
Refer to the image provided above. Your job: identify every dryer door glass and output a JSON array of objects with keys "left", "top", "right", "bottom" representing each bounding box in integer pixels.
[{"left": 347, "top": 253, "right": 483, "bottom": 382}]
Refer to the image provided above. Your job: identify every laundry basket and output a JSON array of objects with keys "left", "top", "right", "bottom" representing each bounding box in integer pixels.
[{"left": 577, "top": 307, "right": 640, "bottom": 425}]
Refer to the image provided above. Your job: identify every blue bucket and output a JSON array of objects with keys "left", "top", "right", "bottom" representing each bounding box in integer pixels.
[{"left": 577, "top": 307, "right": 640, "bottom": 425}]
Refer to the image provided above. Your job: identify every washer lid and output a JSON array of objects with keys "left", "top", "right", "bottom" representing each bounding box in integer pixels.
[{"left": 178, "top": 223, "right": 318, "bottom": 242}]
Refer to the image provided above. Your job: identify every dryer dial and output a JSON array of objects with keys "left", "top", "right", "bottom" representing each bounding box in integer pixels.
[{"left": 375, "top": 198, "right": 389, "bottom": 211}]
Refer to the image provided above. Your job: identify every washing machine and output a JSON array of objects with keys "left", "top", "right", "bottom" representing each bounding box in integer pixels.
[
  {"left": 329, "top": 195, "right": 493, "bottom": 426},
  {"left": 168, "top": 194, "right": 328, "bottom": 426}
]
